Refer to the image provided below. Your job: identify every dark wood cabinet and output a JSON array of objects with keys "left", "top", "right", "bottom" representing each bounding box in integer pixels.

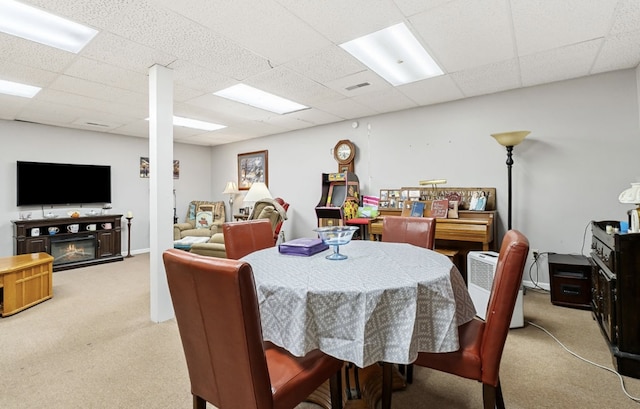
[
  {"left": 13, "top": 215, "right": 123, "bottom": 271},
  {"left": 548, "top": 253, "right": 592, "bottom": 309},
  {"left": 591, "top": 221, "right": 640, "bottom": 378}
]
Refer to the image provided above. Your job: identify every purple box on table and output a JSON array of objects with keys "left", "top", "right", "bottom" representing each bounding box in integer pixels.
[{"left": 278, "top": 238, "right": 329, "bottom": 256}]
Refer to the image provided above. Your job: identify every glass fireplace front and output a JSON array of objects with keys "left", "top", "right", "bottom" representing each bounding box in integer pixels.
[{"left": 50, "top": 235, "right": 96, "bottom": 266}]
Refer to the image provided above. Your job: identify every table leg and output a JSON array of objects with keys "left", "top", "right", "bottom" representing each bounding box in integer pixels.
[{"left": 381, "top": 362, "right": 392, "bottom": 409}]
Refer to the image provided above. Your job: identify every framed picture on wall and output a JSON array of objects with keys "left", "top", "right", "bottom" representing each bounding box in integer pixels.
[{"left": 238, "top": 150, "right": 268, "bottom": 190}]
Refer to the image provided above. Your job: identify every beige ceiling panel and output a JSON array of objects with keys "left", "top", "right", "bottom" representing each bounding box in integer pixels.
[
  {"left": 81, "top": 32, "right": 176, "bottom": 74},
  {"left": 325, "top": 70, "right": 391, "bottom": 98},
  {"left": 26, "top": 0, "right": 137, "bottom": 29},
  {"left": 520, "top": 40, "right": 601, "bottom": 87},
  {"left": 0, "top": 34, "right": 75, "bottom": 74},
  {"left": 247, "top": 66, "right": 340, "bottom": 106},
  {"left": 159, "top": 0, "right": 331, "bottom": 65},
  {"left": 185, "top": 93, "right": 278, "bottom": 123},
  {"left": 350, "top": 88, "right": 418, "bottom": 113},
  {"left": 392, "top": 0, "right": 452, "bottom": 17},
  {"left": 49, "top": 75, "right": 143, "bottom": 103},
  {"left": 609, "top": 0, "right": 640, "bottom": 35},
  {"left": 511, "top": 0, "right": 618, "bottom": 56},
  {"left": 397, "top": 75, "right": 464, "bottom": 106},
  {"left": 167, "top": 60, "right": 235, "bottom": 94},
  {"left": 592, "top": 31, "right": 640, "bottom": 74},
  {"left": 410, "top": 0, "right": 514, "bottom": 73},
  {"left": 63, "top": 57, "right": 148, "bottom": 92},
  {"left": 312, "top": 98, "right": 378, "bottom": 120},
  {"left": 0, "top": 95, "right": 31, "bottom": 119},
  {"left": 0, "top": 59, "right": 59, "bottom": 88},
  {"left": 450, "top": 59, "right": 521, "bottom": 98},
  {"left": 285, "top": 45, "right": 366, "bottom": 84},
  {"left": 275, "top": 0, "right": 404, "bottom": 43}
]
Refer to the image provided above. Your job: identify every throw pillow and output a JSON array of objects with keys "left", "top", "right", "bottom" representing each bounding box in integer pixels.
[
  {"left": 196, "top": 211, "right": 213, "bottom": 229},
  {"left": 188, "top": 202, "right": 197, "bottom": 222}
]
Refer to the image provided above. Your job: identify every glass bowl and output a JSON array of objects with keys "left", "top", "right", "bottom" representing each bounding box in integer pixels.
[{"left": 313, "top": 226, "right": 359, "bottom": 260}]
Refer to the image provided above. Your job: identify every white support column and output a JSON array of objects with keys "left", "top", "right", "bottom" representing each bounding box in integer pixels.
[{"left": 149, "top": 64, "right": 174, "bottom": 323}]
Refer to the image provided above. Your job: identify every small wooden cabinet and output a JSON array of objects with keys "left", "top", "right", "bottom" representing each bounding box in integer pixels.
[
  {"left": 548, "top": 253, "right": 592, "bottom": 309},
  {"left": 13, "top": 215, "right": 123, "bottom": 271},
  {"left": 0, "top": 253, "right": 53, "bottom": 316}
]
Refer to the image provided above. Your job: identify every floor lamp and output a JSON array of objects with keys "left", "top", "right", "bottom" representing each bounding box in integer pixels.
[{"left": 491, "top": 131, "right": 530, "bottom": 231}]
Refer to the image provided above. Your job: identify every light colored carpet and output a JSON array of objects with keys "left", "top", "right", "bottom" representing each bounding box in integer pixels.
[{"left": 1, "top": 253, "right": 639, "bottom": 408}]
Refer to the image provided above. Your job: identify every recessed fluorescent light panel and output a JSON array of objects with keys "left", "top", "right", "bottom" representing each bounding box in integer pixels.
[
  {"left": 0, "top": 0, "right": 98, "bottom": 53},
  {"left": 340, "top": 23, "right": 444, "bottom": 86},
  {"left": 214, "top": 84, "right": 308, "bottom": 115},
  {"left": 0, "top": 79, "right": 41, "bottom": 98},
  {"left": 146, "top": 116, "right": 227, "bottom": 132},
  {"left": 173, "top": 116, "right": 226, "bottom": 131}
]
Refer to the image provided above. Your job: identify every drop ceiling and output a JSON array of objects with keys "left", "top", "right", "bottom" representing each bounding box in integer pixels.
[{"left": 1, "top": 0, "right": 639, "bottom": 146}]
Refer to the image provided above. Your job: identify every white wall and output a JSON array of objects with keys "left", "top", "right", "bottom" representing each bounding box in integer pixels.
[
  {"left": 1, "top": 120, "right": 214, "bottom": 256},
  {"left": 212, "top": 69, "right": 640, "bottom": 288},
  {"left": 2, "top": 69, "right": 638, "bottom": 288}
]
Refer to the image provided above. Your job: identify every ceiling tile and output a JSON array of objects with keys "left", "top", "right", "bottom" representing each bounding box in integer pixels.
[
  {"left": 511, "top": 0, "right": 618, "bottom": 56},
  {"left": 450, "top": 59, "right": 521, "bottom": 97},
  {"left": 592, "top": 30, "right": 640, "bottom": 74},
  {"left": 520, "top": 40, "right": 602, "bottom": 87},
  {"left": 397, "top": 75, "right": 465, "bottom": 106},
  {"left": 275, "top": 0, "right": 405, "bottom": 43},
  {"left": 409, "top": 0, "right": 514, "bottom": 73}
]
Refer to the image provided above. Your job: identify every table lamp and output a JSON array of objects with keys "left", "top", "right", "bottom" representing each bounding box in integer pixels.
[
  {"left": 491, "top": 130, "right": 530, "bottom": 230},
  {"left": 619, "top": 182, "right": 640, "bottom": 233},
  {"left": 243, "top": 182, "right": 272, "bottom": 214},
  {"left": 222, "top": 181, "right": 238, "bottom": 206}
]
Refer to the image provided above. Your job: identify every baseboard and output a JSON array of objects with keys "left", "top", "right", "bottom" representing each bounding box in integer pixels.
[{"left": 522, "top": 280, "right": 550, "bottom": 291}]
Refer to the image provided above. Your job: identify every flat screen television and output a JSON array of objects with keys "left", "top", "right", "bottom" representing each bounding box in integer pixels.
[{"left": 17, "top": 161, "right": 111, "bottom": 206}]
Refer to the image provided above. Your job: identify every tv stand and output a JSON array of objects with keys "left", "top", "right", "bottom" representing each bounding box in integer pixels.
[{"left": 12, "top": 215, "right": 124, "bottom": 271}]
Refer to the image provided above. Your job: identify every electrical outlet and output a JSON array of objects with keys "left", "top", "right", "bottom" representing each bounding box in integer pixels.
[{"left": 532, "top": 249, "right": 539, "bottom": 260}]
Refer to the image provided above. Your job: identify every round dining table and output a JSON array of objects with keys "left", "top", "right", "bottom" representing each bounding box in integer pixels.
[{"left": 242, "top": 240, "right": 476, "bottom": 369}]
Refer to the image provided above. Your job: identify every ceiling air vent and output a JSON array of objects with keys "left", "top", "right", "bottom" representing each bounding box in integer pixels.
[{"left": 345, "top": 82, "right": 370, "bottom": 91}]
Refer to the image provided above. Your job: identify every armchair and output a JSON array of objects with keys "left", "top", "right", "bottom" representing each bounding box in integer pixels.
[
  {"left": 189, "top": 198, "right": 288, "bottom": 258},
  {"left": 173, "top": 200, "right": 226, "bottom": 240}
]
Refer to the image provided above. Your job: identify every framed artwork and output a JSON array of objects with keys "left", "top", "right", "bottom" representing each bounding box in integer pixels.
[
  {"left": 238, "top": 150, "right": 268, "bottom": 190},
  {"left": 139, "top": 157, "right": 180, "bottom": 179}
]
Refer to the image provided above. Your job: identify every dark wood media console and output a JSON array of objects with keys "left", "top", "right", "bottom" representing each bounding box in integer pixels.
[{"left": 13, "top": 214, "right": 124, "bottom": 271}]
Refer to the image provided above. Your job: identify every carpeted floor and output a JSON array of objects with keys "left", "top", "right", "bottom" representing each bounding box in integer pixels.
[{"left": 1, "top": 254, "right": 639, "bottom": 408}]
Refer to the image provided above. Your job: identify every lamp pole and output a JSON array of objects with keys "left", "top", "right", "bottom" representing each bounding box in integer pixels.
[
  {"left": 491, "top": 131, "right": 530, "bottom": 232},
  {"left": 504, "top": 145, "right": 515, "bottom": 231}
]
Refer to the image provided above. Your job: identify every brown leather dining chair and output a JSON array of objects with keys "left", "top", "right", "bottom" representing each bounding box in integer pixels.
[
  {"left": 412, "top": 230, "right": 529, "bottom": 409},
  {"left": 382, "top": 215, "right": 436, "bottom": 382},
  {"left": 223, "top": 218, "right": 275, "bottom": 259},
  {"left": 382, "top": 215, "right": 436, "bottom": 250},
  {"left": 163, "top": 249, "right": 343, "bottom": 409}
]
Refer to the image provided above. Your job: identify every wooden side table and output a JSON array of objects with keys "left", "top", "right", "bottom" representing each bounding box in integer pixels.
[{"left": 0, "top": 253, "right": 53, "bottom": 317}]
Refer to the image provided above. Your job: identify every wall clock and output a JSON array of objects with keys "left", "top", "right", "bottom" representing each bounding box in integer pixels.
[{"left": 334, "top": 139, "right": 355, "bottom": 173}]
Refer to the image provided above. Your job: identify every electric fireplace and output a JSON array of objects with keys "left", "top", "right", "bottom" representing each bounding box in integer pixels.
[{"left": 50, "top": 235, "right": 96, "bottom": 266}]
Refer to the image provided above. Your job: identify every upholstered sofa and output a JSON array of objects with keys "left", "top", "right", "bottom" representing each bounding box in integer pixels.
[
  {"left": 189, "top": 198, "right": 288, "bottom": 258},
  {"left": 173, "top": 200, "right": 226, "bottom": 240}
]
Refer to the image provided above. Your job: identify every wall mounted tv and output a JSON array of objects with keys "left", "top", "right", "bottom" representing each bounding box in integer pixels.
[{"left": 17, "top": 161, "right": 112, "bottom": 206}]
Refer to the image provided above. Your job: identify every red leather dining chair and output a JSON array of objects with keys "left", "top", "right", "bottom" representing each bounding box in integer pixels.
[
  {"left": 412, "top": 230, "right": 529, "bottom": 409},
  {"left": 382, "top": 215, "right": 436, "bottom": 382},
  {"left": 223, "top": 218, "right": 275, "bottom": 259},
  {"left": 162, "top": 249, "right": 343, "bottom": 409},
  {"left": 382, "top": 215, "right": 436, "bottom": 249}
]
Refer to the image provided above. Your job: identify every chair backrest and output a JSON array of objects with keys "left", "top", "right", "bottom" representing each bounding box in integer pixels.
[
  {"left": 162, "top": 249, "right": 273, "bottom": 408},
  {"left": 381, "top": 215, "right": 436, "bottom": 249},
  {"left": 223, "top": 219, "right": 275, "bottom": 259},
  {"left": 480, "top": 229, "right": 529, "bottom": 385},
  {"left": 272, "top": 198, "right": 289, "bottom": 242}
]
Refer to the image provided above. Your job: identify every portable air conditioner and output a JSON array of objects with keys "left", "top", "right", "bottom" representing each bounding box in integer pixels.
[{"left": 467, "top": 251, "right": 524, "bottom": 328}]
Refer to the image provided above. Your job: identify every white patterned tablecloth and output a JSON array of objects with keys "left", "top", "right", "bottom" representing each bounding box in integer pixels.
[{"left": 242, "top": 240, "right": 476, "bottom": 368}]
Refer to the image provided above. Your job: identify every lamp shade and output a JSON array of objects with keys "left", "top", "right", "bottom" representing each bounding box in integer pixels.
[
  {"left": 243, "top": 182, "right": 272, "bottom": 203},
  {"left": 222, "top": 181, "right": 238, "bottom": 194},
  {"left": 619, "top": 182, "right": 640, "bottom": 204},
  {"left": 491, "top": 131, "right": 530, "bottom": 147}
]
